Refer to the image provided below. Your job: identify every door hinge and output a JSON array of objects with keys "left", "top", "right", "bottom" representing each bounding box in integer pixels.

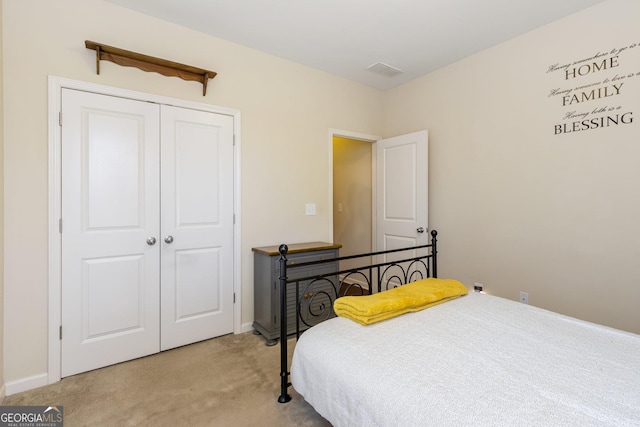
[
  {"left": 59, "top": 112, "right": 62, "bottom": 126},
  {"left": 233, "top": 134, "right": 236, "bottom": 146},
  {"left": 59, "top": 218, "right": 63, "bottom": 233},
  {"left": 59, "top": 325, "right": 62, "bottom": 340},
  {"left": 233, "top": 213, "right": 236, "bottom": 225},
  {"left": 233, "top": 292, "right": 236, "bottom": 304}
]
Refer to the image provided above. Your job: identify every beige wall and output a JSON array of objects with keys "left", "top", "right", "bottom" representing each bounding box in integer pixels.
[
  {"left": 1, "top": 0, "right": 383, "bottom": 387},
  {"left": 383, "top": 0, "right": 640, "bottom": 334},
  {"left": 333, "top": 137, "right": 372, "bottom": 269}
]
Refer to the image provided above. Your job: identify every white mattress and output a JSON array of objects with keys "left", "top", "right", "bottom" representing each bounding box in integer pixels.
[{"left": 291, "top": 292, "right": 640, "bottom": 426}]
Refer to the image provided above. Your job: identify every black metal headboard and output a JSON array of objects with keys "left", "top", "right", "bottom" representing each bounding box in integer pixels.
[{"left": 277, "top": 230, "right": 438, "bottom": 403}]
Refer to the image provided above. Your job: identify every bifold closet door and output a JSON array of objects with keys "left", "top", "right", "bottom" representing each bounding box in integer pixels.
[{"left": 61, "top": 89, "right": 161, "bottom": 377}]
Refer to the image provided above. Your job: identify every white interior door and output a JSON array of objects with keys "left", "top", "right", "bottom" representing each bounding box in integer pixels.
[
  {"left": 159, "top": 105, "right": 234, "bottom": 350},
  {"left": 61, "top": 89, "right": 161, "bottom": 377},
  {"left": 376, "top": 130, "right": 428, "bottom": 252}
]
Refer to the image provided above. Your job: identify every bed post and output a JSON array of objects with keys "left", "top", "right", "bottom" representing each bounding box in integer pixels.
[
  {"left": 431, "top": 230, "right": 438, "bottom": 278},
  {"left": 277, "top": 244, "right": 292, "bottom": 403}
]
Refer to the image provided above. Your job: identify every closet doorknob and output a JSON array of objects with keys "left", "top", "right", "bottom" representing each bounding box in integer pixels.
[
  {"left": 164, "top": 235, "right": 174, "bottom": 244},
  {"left": 416, "top": 227, "right": 425, "bottom": 233},
  {"left": 146, "top": 237, "right": 157, "bottom": 246}
]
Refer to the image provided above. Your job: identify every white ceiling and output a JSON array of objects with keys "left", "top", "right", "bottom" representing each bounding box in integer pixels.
[{"left": 105, "top": 0, "right": 606, "bottom": 90}]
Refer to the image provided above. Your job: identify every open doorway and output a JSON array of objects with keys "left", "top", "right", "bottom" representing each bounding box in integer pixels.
[
  {"left": 332, "top": 135, "right": 373, "bottom": 256},
  {"left": 330, "top": 130, "right": 379, "bottom": 295},
  {"left": 330, "top": 129, "right": 429, "bottom": 294}
]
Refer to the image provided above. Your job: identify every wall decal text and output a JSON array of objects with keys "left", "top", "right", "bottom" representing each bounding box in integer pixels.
[{"left": 547, "top": 43, "right": 639, "bottom": 135}]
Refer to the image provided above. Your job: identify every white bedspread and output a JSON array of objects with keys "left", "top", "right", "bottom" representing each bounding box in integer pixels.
[{"left": 291, "top": 292, "right": 640, "bottom": 426}]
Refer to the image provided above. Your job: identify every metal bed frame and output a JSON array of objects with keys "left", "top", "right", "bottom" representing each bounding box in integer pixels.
[{"left": 277, "top": 230, "right": 439, "bottom": 403}]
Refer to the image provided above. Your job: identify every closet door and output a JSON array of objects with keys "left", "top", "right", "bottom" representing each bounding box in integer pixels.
[
  {"left": 61, "top": 90, "right": 235, "bottom": 376},
  {"left": 159, "top": 106, "right": 234, "bottom": 350},
  {"left": 61, "top": 89, "right": 161, "bottom": 377}
]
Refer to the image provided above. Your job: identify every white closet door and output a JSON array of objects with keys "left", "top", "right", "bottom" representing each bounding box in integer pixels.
[
  {"left": 159, "top": 105, "right": 235, "bottom": 350},
  {"left": 61, "top": 89, "right": 161, "bottom": 377}
]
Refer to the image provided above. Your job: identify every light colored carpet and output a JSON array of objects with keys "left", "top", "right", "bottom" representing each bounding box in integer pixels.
[{"left": 2, "top": 332, "right": 331, "bottom": 427}]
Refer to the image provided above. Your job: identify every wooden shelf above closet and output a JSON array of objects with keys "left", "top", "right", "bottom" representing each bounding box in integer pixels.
[{"left": 85, "top": 40, "right": 217, "bottom": 96}]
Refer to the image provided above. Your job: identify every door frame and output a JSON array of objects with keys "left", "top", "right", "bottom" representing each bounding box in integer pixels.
[
  {"left": 328, "top": 129, "right": 380, "bottom": 250},
  {"left": 47, "top": 76, "right": 242, "bottom": 384}
]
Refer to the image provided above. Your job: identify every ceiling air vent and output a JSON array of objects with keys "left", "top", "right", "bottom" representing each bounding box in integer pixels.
[{"left": 366, "top": 62, "right": 403, "bottom": 77}]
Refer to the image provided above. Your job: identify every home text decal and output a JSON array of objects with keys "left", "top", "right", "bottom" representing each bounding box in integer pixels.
[{"left": 547, "top": 42, "right": 639, "bottom": 135}]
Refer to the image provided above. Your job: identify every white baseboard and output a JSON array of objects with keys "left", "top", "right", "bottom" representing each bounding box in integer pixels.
[
  {"left": 5, "top": 373, "right": 49, "bottom": 396},
  {"left": 239, "top": 322, "right": 254, "bottom": 334}
]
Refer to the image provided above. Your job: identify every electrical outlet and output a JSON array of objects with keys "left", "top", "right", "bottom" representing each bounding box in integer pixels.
[{"left": 519, "top": 291, "right": 529, "bottom": 304}]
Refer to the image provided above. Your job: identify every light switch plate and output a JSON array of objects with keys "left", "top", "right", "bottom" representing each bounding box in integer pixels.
[{"left": 305, "top": 203, "right": 316, "bottom": 216}]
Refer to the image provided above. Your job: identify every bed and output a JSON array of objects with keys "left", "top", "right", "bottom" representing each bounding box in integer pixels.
[{"left": 276, "top": 231, "right": 640, "bottom": 426}]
